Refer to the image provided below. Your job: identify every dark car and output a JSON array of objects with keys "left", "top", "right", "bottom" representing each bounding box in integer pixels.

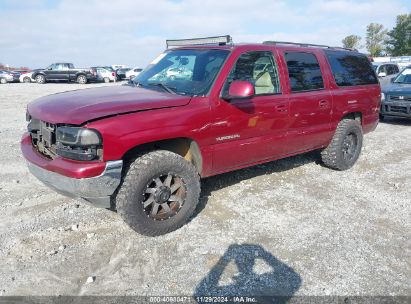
[
  {"left": 380, "top": 65, "right": 411, "bottom": 119},
  {"left": 116, "top": 68, "right": 131, "bottom": 80},
  {"left": 22, "top": 36, "right": 380, "bottom": 236},
  {"left": 31, "top": 63, "right": 98, "bottom": 84}
]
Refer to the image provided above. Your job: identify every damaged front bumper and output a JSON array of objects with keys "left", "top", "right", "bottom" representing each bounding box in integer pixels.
[{"left": 21, "top": 133, "right": 122, "bottom": 208}]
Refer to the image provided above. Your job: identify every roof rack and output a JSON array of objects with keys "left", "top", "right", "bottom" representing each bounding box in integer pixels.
[
  {"left": 263, "top": 41, "right": 356, "bottom": 51},
  {"left": 166, "top": 35, "right": 232, "bottom": 49}
]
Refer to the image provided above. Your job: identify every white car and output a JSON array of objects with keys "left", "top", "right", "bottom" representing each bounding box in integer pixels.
[
  {"left": 19, "top": 72, "right": 35, "bottom": 83},
  {"left": 0, "top": 70, "right": 14, "bottom": 84},
  {"left": 96, "top": 67, "right": 116, "bottom": 83},
  {"left": 125, "top": 67, "right": 143, "bottom": 79}
]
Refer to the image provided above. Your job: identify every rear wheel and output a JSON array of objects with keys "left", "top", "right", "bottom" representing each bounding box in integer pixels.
[
  {"left": 103, "top": 77, "right": 110, "bottom": 83},
  {"left": 115, "top": 150, "right": 201, "bottom": 236},
  {"left": 23, "top": 77, "right": 31, "bottom": 83},
  {"left": 321, "top": 118, "right": 363, "bottom": 170},
  {"left": 35, "top": 75, "right": 46, "bottom": 84},
  {"left": 77, "top": 75, "right": 87, "bottom": 84}
]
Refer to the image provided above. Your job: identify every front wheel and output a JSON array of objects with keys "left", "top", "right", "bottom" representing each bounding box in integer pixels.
[
  {"left": 103, "top": 77, "right": 110, "bottom": 83},
  {"left": 23, "top": 77, "right": 31, "bottom": 83},
  {"left": 77, "top": 75, "right": 87, "bottom": 84},
  {"left": 0, "top": 78, "right": 7, "bottom": 84},
  {"left": 115, "top": 150, "right": 201, "bottom": 236},
  {"left": 321, "top": 118, "right": 363, "bottom": 170}
]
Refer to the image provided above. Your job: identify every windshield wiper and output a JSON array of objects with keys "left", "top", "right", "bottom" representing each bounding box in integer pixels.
[{"left": 148, "top": 83, "right": 176, "bottom": 94}]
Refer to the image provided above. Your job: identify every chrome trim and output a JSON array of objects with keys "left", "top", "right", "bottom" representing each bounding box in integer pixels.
[{"left": 27, "top": 160, "right": 123, "bottom": 208}]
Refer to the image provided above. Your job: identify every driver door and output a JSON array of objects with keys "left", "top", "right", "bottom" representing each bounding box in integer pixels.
[{"left": 211, "top": 51, "right": 290, "bottom": 172}]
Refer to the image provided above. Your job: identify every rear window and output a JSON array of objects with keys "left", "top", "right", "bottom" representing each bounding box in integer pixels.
[
  {"left": 325, "top": 51, "right": 378, "bottom": 86},
  {"left": 284, "top": 52, "right": 324, "bottom": 92}
]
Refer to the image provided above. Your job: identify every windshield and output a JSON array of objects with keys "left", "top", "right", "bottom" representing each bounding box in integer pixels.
[
  {"left": 132, "top": 49, "right": 229, "bottom": 96},
  {"left": 393, "top": 67, "right": 411, "bottom": 84}
]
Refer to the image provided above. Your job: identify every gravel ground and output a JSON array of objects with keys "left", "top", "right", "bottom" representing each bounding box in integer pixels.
[{"left": 0, "top": 83, "right": 410, "bottom": 297}]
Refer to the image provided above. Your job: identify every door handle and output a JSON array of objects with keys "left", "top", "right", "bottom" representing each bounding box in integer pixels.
[
  {"left": 275, "top": 104, "right": 288, "bottom": 113},
  {"left": 319, "top": 100, "right": 329, "bottom": 108}
]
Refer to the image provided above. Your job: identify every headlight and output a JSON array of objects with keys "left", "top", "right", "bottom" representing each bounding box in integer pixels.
[
  {"left": 381, "top": 92, "right": 385, "bottom": 101},
  {"left": 56, "top": 127, "right": 102, "bottom": 161}
]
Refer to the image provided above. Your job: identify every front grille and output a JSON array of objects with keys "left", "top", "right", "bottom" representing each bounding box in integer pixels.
[
  {"left": 389, "top": 95, "right": 411, "bottom": 102},
  {"left": 28, "top": 118, "right": 57, "bottom": 159},
  {"left": 388, "top": 106, "right": 408, "bottom": 114}
]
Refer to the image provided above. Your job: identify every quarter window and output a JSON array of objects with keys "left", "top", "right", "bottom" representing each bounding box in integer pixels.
[
  {"left": 223, "top": 51, "right": 281, "bottom": 96},
  {"left": 284, "top": 52, "right": 324, "bottom": 92},
  {"left": 325, "top": 50, "right": 378, "bottom": 86}
]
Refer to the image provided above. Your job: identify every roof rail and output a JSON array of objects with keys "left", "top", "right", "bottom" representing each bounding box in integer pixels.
[
  {"left": 263, "top": 41, "right": 356, "bottom": 51},
  {"left": 166, "top": 35, "right": 232, "bottom": 49}
]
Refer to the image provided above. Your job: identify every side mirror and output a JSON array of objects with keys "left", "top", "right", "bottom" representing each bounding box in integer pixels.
[
  {"left": 378, "top": 72, "right": 387, "bottom": 77},
  {"left": 225, "top": 81, "right": 255, "bottom": 100}
]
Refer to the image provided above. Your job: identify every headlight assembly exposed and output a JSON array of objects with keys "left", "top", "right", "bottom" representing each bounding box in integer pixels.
[{"left": 56, "top": 127, "right": 102, "bottom": 161}]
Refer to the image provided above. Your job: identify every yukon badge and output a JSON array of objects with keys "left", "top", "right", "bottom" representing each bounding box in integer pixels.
[{"left": 216, "top": 134, "right": 240, "bottom": 142}]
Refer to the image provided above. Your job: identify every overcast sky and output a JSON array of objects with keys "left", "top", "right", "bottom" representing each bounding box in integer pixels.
[{"left": 0, "top": 0, "right": 410, "bottom": 69}]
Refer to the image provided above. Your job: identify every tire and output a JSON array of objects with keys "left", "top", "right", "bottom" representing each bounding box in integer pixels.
[
  {"left": 115, "top": 150, "right": 201, "bottom": 236},
  {"left": 35, "top": 74, "right": 46, "bottom": 84},
  {"left": 23, "top": 77, "right": 31, "bottom": 83},
  {"left": 0, "top": 78, "right": 7, "bottom": 84},
  {"left": 379, "top": 114, "right": 384, "bottom": 121},
  {"left": 103, "top": 77, "right": 110, "bottom": 83},
  {"left": 77, "top": 75, "right": 87, "bottom": 84},
  {"left": 321, "top": 118, "right": 363, "bottom": 171}
]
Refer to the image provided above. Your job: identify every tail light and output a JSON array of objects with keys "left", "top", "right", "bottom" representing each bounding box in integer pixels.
[{"left": 112, "top": 72, "right": 115, "bottom": 77}]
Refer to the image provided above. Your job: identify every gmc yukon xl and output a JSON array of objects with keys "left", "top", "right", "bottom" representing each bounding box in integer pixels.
[{"left": 22, "top": 36, "right": 381, "bottom": 236}]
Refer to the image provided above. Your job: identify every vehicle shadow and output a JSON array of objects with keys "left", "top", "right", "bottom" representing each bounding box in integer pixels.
[
  {"left": 193, "top": 243, "right": 302, "bottom": 301},
  {"left": 380, "top": 117, "right": 411, "bottom": 126},
  {"left": 194, "top": 151, "right": 320, "bottom": 218}
]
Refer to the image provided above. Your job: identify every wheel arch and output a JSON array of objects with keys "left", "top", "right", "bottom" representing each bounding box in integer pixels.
[
  {"left": 341, "top": 112, "right": 362, "bottom": 125},
  {"left": 122, "top": 137, "right": 203, "bottom": 174}
]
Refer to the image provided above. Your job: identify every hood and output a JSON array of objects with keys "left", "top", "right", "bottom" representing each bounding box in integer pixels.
[
  {"left": 28, "top": 85, "right": 191, "bottom": 124},
  {"left": 382, "top": 82, "right": 411, "bottom": 95}
]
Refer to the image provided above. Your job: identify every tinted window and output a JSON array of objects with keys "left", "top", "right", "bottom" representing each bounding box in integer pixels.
[
  {"left": 223, "top": 51, "right": 281, "bottom": 96},
  {"left": 284, "top": 52, "right": 324, "bottom": 92},
  {"left": 325, "top": 51, "right": 378, "bottom": 86},
  {"left": 387, "top": 65, "right": 398, "bottom": 75}
]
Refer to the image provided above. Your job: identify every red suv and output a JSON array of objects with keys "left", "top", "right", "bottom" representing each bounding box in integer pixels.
[{"left": 22, "top": 36, "right": 381, "bottom": 236}]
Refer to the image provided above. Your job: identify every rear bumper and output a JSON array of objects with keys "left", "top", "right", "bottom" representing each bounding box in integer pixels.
[
  {"left": 21, "top": 133, "right": 123, "bottom": 208},
  {"left": 381, "top": 101, "right": 411, "bottom": 118}
]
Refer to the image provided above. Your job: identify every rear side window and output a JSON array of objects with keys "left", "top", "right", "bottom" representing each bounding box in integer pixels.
[
  {"left": 284, "top": 52, "right": 324, "bottom": 92},
  {"left": 325, "top": 51, "right": 378, "bottom": 86}
]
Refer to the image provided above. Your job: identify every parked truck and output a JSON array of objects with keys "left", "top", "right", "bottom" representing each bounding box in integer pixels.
[{"left": 31, "top": 63, "right": 98, "bottom": 84}]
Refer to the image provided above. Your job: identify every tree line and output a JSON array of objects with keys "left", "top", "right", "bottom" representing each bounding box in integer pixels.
[{"left": 342, "top": 13, "right": 410, "bottom": 57}]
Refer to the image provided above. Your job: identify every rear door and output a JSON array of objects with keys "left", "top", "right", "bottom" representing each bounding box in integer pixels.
[
  {"left": 323, "top": 50, "right": 380, "bottom": 133},
  {"left": 211, "top": 50, "right": 290, "bottom": 172},
  {"left": 281, "top": 50, "right": 333, "bottom": 153}
]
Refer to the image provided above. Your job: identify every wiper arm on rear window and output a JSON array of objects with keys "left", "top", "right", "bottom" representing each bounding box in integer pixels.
[{"left": 148, "top": 83, "right": 176, "bottom": 94}]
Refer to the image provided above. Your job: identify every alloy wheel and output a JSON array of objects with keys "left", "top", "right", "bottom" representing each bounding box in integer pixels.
[{"left": 142, "top": 173, "right": 186, "bottom": 221}]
